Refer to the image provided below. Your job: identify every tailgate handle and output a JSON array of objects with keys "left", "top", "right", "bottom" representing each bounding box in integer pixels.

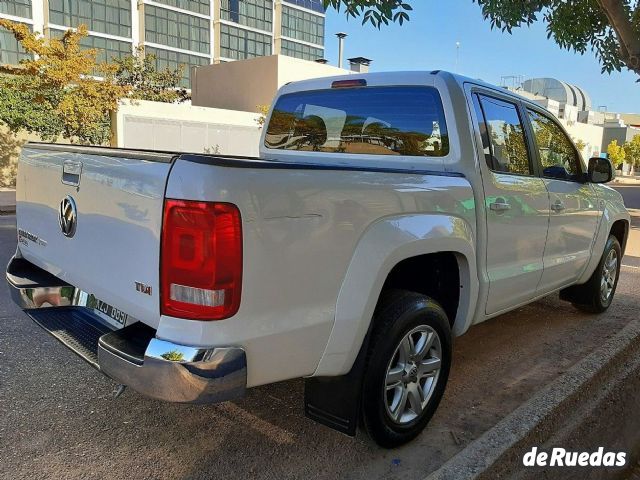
[{"left": 62, "top": 160, "right": 83, "bottom": 186}]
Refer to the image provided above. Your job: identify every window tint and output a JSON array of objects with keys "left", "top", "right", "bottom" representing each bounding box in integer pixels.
[
  {"left": 265, "top": 87, "right": 449, "bottom": 157},
  {"left": 527, "top": 109, "right": 582, "bottom": 181},
  {"left": 474, "top": 95, "right": 532, "bottom": 175}
]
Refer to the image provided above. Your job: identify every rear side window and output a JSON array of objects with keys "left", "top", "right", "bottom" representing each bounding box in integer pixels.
[
  {"left": 473, "top": 94, "right": 532, "bottom": 176},
  {"left": 264, "top": 86, "right": 449, "bottom": 157}
]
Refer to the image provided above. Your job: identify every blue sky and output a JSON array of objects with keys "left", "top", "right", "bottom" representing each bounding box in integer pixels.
[{"left": 323, "top": 0, "right": 640, "bottom": 113}]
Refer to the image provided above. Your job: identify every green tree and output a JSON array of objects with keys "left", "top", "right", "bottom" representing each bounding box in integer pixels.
[
  {"left": 623, "top": 135, "right": 640, "bottom": 168},
  {"left": 573, "top": 138, "right": 587, "bottom": 153},
  {"left": 0, "top": 20, "right": 129, "bottom": 144},
  {"left": 114, "top": 46, "right": 190, "bottom": 103},
  {"left": 255, "top": 104, "right": 270, "bottom": 128},
  {"left": 323, "top": 0, "right": 640, "bottom": 78},
  {"left": 607, "top": 139, "right": 626, "bottom": 167}
]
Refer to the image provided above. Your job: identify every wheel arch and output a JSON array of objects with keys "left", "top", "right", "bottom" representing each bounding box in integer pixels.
[
  {"left": 313, "top": 213, "right": 478, "bottom": 377},
  {"left": 576, "top": 207, "right": 630, "bottom": 285},
  {"left": 610, "top": 218, "right": 629, "bottom": 254}
]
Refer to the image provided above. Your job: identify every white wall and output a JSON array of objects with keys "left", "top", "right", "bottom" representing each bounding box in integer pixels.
[
  {"left": 115, "top": 100, "right": 262, "bottom": 157},
  {"left": 192, "top": 54, "right": 349, "bottom": 112},
  {"left": 559, "top": 119, "right": 605, "bottom": 159}
]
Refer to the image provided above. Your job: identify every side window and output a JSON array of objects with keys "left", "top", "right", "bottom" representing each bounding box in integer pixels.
[
  {"left": 527, "top": 109, "right": 582, "bottom": 181},
  {"left": 473, "top": 94, "right": 532, "bottom": 176}
]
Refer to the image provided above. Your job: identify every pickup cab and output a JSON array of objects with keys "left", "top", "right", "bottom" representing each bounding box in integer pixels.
[{"left": 6, "top": 71, "right": 630, "bottom": 447}]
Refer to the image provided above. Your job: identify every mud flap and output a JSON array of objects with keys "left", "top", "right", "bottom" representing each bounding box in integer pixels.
[{"left": 304, "top": 335, "right": 370, "bottom": 437}]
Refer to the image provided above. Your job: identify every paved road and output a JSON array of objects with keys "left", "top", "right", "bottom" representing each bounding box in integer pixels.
[
  {"left": 1, "top": 188, "right": 639, "bottom": 479},
  {"left": 613, "top": 184, "right": 640, "bottom": 210}
]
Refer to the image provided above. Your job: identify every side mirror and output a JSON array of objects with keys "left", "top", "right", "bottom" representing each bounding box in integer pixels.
[{"left": 588, "top": 157, "right": 614, "bottom": 184}]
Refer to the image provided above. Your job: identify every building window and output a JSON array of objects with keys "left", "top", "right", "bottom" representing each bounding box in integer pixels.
[
  {"left": 0, "top": 24, "right": 30, "bottom": 65},
  {"left": 0, "top": 0, "right": 31, "bottom": 19},
  {"left": 220, "top": 24, "right": 271, "bottom": 60},
  {"left": 280, "top": 39, "right": 323, "bottom": 61},
  {"left": 49, "top": 0, "right": 132, "bottom": 38},
  {"left": 281, "top": 6, "right": 324, "bottom": 46},
  {"left": 150, "top": 0, "right": 210, "bottom": 16},
  {"left": 220, "top": 0, "right": 273, "bottom": 32},
  {"left": 282, "top": 0, "right": 324, "bottom": 14},
  {"left": 145, "top": 46, "right": 209, "bottom": 87},
  {"left": 145, "top": 5, "right": 210, "bottom": 54},
  {"left": 50, "top": 28, "right": 132, "bottom": 75}
]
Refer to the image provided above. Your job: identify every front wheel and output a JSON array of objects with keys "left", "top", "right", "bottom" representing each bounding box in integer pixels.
[
  {"left": 569, "top": 235, "right": 622, "bottom": 313},
  {"left": 361, "top": 290, "right": 452, "bottom": 448}
]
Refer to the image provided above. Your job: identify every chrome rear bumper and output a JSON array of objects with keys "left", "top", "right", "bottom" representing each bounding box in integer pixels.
[{"left": 6, "top": 255, "right": 247, "bottom": 404}]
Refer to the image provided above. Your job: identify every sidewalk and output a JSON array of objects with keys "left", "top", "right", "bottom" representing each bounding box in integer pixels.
[
  {"left": 614, "top": 176, "right": 640, "bottom": 185},
  {"left": 0, "top": 188, "right": 16, "bottom": 214}
]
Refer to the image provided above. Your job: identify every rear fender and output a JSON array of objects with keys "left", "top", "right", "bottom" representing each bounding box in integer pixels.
[
  {"left": 314, "top": 213, "right": 477, "bottom": 378},
  {"left": 304, "top": 213, "right": 477, "bottom": 435}
]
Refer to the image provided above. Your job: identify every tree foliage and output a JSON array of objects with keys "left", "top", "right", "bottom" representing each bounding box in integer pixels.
[
  {"left": 255, "top": 104, "right": 270, "bottom": 128},
  {"left": 0, "top": 20, "right": 129, "bottom": 144},
  {"left": 323, "top": 0, "right": 640, "bottom": 78},
  {"left": 114, "top": 46, "right": 190, "bottom": 103},
  {"left": 323, "top": 0, "right": 412, "bottom": 26},
  {"left": 623, "top": 134, "right": 640, "bottom": 167},
  {"left": 607, "top": 139, "right": 626, "bottom": 166},
  {"left": 573, "top": 138, "right": 588, "bottom": 153}
]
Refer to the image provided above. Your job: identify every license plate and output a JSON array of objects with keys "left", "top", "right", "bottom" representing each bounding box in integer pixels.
[{"left": 88, "top": 296, "right": 129, "bottom": 328}]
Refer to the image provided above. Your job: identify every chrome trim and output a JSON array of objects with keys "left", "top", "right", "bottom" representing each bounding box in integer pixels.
[
  {"left": 58, "top": 195, "right": 78, "bottom": 237},
  {"left": 8, "top": 282, "right": 88, "bottom": 310},
  {"left": 62, "top": 160, "right": 83, "bottom": 186},
  {"left": 99, "top": 340, "right": 247, "bottom": 404},
  {"left": 7, "top": 259, "right": 247, "bottom": 405}
]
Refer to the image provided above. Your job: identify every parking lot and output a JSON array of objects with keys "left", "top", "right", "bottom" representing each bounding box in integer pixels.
[{"left": 1, "top": 186, "right": 639, "bottom": 480}]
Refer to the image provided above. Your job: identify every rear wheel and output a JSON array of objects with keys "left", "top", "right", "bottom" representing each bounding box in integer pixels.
[
  {"left": 570, "top": 235, "right": 622, "bottom": 313},
  {"left": 361, "top": 290, "right": 452, "bottom": 448}
]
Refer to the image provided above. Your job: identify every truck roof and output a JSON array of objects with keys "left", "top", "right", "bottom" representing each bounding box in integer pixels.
[{"left": 277, "top": 69, "right": 534, "bottom": 106}]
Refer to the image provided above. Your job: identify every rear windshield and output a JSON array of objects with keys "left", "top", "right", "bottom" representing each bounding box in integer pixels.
[{"left": 264, "top": 86, "right": 449, "bottom": 157}]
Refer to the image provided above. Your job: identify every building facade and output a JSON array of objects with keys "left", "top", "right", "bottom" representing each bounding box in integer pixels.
[{"left": 0, "top": 0, "right": 326, "bottom": 86}]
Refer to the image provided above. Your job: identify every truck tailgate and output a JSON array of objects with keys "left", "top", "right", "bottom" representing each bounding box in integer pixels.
[{"left": 16, "top": 144, "right": 174, "bottom": 328}]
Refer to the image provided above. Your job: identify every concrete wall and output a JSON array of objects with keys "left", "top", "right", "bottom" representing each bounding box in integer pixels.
[
  {"left": 602, "top": 125, "right": 640, "bottom": 152},
  {"left": 115, "top": 100, "right": 262, "bottom": 157},
  {"left": 619, "top": 112, "right": 640, "bottom": 128},
  {"left": 559, "top": 119, "right": 605, "bottom": 159},
  {"left": 191, "top": 54, "right": 349, "bottom": 112}
]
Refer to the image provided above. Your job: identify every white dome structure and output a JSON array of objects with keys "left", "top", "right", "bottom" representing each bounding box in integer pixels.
[{"left": 521, "top": 78, "right": 592, "bottom": 111}]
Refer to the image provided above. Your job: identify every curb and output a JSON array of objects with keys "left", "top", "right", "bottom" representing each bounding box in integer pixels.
[
  {"left": 0, "top": 189, "right": 16, "bottom": 214},
  {"left": 425, "top": 319, "right": 640, "bottom": 480},
  {"left": 0, "top": 206, "right": 16, "bottom": 215},
  {"left": 613, "top": 178, "right": 640, "bottom": 185}
]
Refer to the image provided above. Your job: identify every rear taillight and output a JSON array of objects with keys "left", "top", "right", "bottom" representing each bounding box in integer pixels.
[{"left": 161, "top": 199, "right": 242, "bottom": 320}]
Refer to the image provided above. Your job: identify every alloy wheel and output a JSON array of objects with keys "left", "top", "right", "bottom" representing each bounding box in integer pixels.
[
  {"left": 600, "top": 249, "right": 618, "bottom": 303},
  {"left": 384, "top": 325, "right": 442, "bottom": 425}
]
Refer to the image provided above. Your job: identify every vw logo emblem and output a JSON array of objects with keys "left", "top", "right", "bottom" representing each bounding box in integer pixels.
[{"left": 58, "top": 195, "right": 77, "bottom": 238}]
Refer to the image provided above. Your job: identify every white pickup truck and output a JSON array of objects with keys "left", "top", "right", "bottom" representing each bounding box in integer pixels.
[{"left": 7, "top": 71, "right": 630, "bottom": 447}]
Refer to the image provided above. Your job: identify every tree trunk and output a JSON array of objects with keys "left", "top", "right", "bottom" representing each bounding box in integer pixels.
[{"left": 596, "top": 0, "right": 640, "bottom": 76}]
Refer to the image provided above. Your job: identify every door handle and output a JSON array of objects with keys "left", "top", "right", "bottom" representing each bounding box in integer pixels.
[
  {"left": 551, "top": 200, "right": 566, "bottom": 212},
  {"left": 489, "top": 198, "right": 511, "bottom": 212}
]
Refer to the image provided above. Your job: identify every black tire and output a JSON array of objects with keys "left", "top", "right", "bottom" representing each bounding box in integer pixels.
[
  {"left": 569, "top": 235, "right": 622, "bottom": 313},
  {"left": 361, "top": 290, "right": 452, "bottom": 448}
]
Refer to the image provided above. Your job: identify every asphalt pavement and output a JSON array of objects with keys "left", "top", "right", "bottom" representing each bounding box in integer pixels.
[{"left": 1, "top": 187, "right": 639, "bottom": 480}]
